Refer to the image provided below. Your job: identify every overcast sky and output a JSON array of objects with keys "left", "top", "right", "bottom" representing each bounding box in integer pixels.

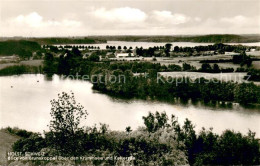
[{"left": 0, "top": 0, "right": 259, "bottom": 37}]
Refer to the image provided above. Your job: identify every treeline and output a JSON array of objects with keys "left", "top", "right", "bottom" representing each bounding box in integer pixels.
[
  {"left": 89, "top": 34, "right": 260, "bottom": 43},
  {"left": 92, "top": 70, "right": 260, "bottom": 104},
  {"left": 198, "top": 63, "right": 235, "bottom": 73},
  {"left": 106, "top": 45, "right": 133, "bottom": 50},
  {"left": 173, "top": 43, "right": 249, "bottom": 53},
  {"left": 246, "top": 69, "right": 260, "bottom": 81},
  {"left": 43, "top": 45, "right": 101, "bottom": 51},
  {"left": 0, "top": 40, "right": 41, "bottom": 58}
]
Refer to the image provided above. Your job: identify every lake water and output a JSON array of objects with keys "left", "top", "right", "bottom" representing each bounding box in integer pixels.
[
  {"left": 56, "top": 41, "right": 260, "bottom": 49},
  {"left": 1, "top": 74, "right": 260, "bottom": 137}
]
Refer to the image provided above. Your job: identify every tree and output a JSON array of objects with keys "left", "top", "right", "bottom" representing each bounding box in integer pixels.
[
  {"left": 174, "top": 46, "right": 180, "bottom": 52},
  {"left": 47, "top": 91, "right": 88, "bottom": 156},
  {"left": 72, "top": 47, "right": 81, "bottom": 56},
  {"left": 49, "top": 46, "right": 59, "bottom": 53},
  {"left": 87, "top": 53, "right": 100, "bottom": 62},
  {"left": 183, "top": 63, "right": 192, "bottom": 71},
  {"left": 216, "top": 130, "right": 260, "bottom": 165},
  {"left": 213, "top": 64, "right": 220, "bottom": 73},
  {"left": 165, "top": 43, "right": 172, "bottom": 57},
  {"left": 142, "top": 111, "right": 169, "bottom": 133},
  {"left": 234, "top": 83, "right": 258, "bottom": 104},
  {"left": 201, "top": 63, "right": 212, "bottom": 72},
  {"left": 125, "top": 126, "right": 132, "bottom": 133},
  {"left": 232, "top": 51, "right": 252, "bottom": 67},
  {"left": 246, "top": 69, "right": 260, "bottom": 81},
  {"left": 43, "top": 53, "right": 56, "bottom": 77},
  {"left": 165, "top": 43, "right": 172, "bottom": 50}
]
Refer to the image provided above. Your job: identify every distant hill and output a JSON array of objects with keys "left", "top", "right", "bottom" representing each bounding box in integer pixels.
[
  {"left": 0, "top": 37, "right": 107, "bottom": 45},
  {"left": 31, "top": 37, "right": 106, "bottom": 45},
  {"left": 0, "top": 38, "right": 107, "bottom": 57},
  {"left": 1, "top": 35, "right": 258, "bottom": 44},
  {"left": 89, "top": 34, "right": 260, "bottom": 43}
]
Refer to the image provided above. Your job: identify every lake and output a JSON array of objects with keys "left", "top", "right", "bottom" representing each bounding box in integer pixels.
[
  {"left": 56, "top": 41, "right": 260, "bottom": 49},
  {"left": 0, "top": 74, "right": 260, "bottom": 137}
]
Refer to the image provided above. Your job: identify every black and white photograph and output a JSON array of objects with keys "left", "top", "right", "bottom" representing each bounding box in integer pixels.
[{"left": 0, "top": 0, "right": 260, "bottom": 165}]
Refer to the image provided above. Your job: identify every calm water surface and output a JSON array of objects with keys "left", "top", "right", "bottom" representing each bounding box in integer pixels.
[
  {"left": 57, "top": 41, "right": 260, "bottom": 49},
  {"left": 0, "top": 74, "right": 260, "bottom": 137}
]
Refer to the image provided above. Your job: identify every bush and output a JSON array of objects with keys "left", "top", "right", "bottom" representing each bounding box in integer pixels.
[
  {"left": 6, "top": 127, "right": 33, "bottom": 138},
  {"left": 12, "top": 133, "right": 46, "bottom": 153}
]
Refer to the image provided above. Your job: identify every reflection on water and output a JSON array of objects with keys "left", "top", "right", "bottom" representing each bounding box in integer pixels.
[
  {"left": 103, "top": 90, "right": 260, "bottom": 113},
  {"left": 0, "top": 74, "right": 260, "bottom": 137}
]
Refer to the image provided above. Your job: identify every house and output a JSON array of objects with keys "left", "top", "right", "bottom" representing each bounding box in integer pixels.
[{"left": 116, "top": 53, "right": 134, "bottom": 58}]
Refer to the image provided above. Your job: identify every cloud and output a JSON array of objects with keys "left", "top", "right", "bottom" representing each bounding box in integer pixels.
[
  {"left": 151, "top": 10, "right": 190, "bottom": 25},
  {"left": 220, "top": 15, "right": 246, "bottom": 23},
  {"left": 219, "top": 15, "right": 257, "bottom": 27},
  {"left": 15, "top": 12, "right": 43, "bottom": 27},
  {"left": 61, "top": 20, "right": 81, "bottom": 27},
  {"left": 91, "top": 7, "right": 147, "bottom": 23},
  {"left": 12, "top": 12, "right": 81, "bottom": 28},
  {"left": 180, "top": 15, "right": 260, "bottom": 34},
  {"left": 1, "top": 9, "right": 259, "bottom": 36},
  {"left": 194, "top": 17, "right": 202, "bottom": 22},
  {"left": 1, "top": 12, "right": 84, "bottom": 36}
]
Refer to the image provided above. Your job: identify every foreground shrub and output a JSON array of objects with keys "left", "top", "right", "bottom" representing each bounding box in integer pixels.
[
  {"left": 47, "top": 91, "right": 88, "bottom": 156},
  {"left": 12, "top": 133, "right": 46, "bottom": 153},
  {"left": 6, "top": 127, "right": 33, "bottom": 138}
]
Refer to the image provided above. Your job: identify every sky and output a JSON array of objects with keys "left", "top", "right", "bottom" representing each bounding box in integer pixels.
[{"left": 0, "top": 0, "right": 260, "bottom": 37}]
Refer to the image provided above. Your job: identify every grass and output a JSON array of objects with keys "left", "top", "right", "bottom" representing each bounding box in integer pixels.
[
  {"left": 252, "top": 61, "right": 260, "bottom": 69},
  {"left": 0, "top": 129, "right": 20, "bottom": 165},
  {"left": 20, "top": 60, "right": 43, "bottom": 66},
  {"left": 0, "top": 60, "right": 43, "bottom": 70}
]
